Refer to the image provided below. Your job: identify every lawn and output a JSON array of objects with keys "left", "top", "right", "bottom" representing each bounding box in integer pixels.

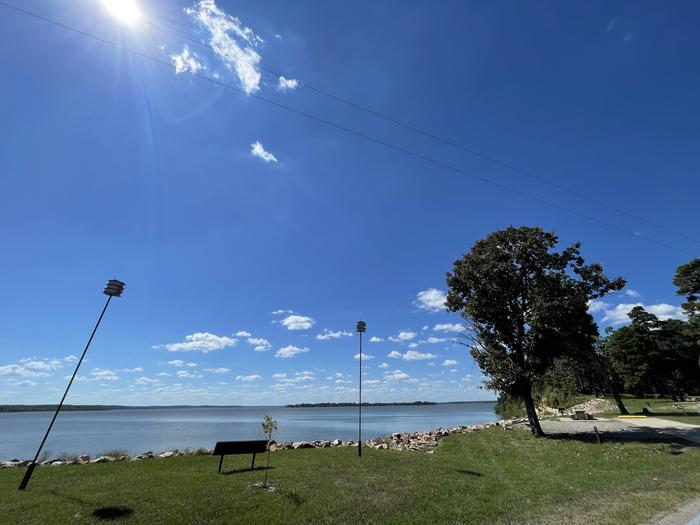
[
  {"left": 1, "top": 427, "right": 699, "bottom": 524},
  {"left": 601, "top": 397, "right": 700, "bottom": 425}
]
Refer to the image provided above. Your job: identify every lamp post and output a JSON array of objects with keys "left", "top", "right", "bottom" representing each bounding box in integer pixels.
[
  {"left": 18, "top": 279, "right": 125, "bottom": 491},
  {"left": 355, "top": 320, "right": 366, "bottom": 457}
]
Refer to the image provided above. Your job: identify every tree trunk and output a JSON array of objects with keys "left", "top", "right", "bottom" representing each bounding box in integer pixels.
[
  {"left": 608, "top": 381, "right": 629, "bottom": 415},
  {"left": 521, "top": 380, "right": 545, "bottom": 437}
]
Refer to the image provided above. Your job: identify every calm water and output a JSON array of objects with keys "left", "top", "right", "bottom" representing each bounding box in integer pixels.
[{"left": 0, "top": 402, "right": 496, "bottom": 460}]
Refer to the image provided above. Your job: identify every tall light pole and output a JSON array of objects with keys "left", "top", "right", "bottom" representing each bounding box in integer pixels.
[
  {"left": 355, "top": 320, "right": 366, "bottom": 457},
  {"left": 18, "top": 279, "right": 126, "bottom": 491}
]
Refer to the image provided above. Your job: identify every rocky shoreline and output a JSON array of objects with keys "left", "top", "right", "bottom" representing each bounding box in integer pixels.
[{"left": 0, "top": 418, "right": 525, "bottom": 468}]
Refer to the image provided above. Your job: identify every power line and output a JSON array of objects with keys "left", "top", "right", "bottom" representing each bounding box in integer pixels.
[
  {"left": 0, "top": 1, "right": 694, "bottom": 257},
  {"left": 143, "top": 17, "right": 700, "bottom": 247}
]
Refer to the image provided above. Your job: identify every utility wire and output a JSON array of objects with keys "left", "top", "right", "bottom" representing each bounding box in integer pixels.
[
  {"left": 143, "top": 17, "right": 700, "bottom": 247},
  {"left": 0, "top": 1, "right": 694, "bottom": 257}
]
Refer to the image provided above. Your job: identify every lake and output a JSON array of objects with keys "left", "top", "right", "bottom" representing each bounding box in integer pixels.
[{"left": 0, "top": 402, "right": 497, "bottom": 460}]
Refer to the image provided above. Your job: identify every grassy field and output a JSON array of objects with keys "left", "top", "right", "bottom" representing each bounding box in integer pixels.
[
  {"left": 601, "top": 397, "right": 700, "bottom": 425},
  {"left": 1, "top": 427, "right": 699, "bottom": 524}
]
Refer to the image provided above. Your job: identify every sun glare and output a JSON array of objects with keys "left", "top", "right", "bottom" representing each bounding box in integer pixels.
[{"left": 102, "top": 0, "right": 141, "bottom": 25}]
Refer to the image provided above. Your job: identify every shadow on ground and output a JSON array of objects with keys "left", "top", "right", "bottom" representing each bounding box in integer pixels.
[
  {"left": 221, "top": 466, "right": 272, "bottom": 476},
  {"left": 92, "top": 506, "right": 134, "bottom": 520}
]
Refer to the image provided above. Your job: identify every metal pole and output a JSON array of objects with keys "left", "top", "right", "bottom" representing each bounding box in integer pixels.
[
  {"left": 358, "top": 330, "right": 362, "bottom": 457},
  {"left": 18, "top": 295, "right": 113, "bottom": 490}
]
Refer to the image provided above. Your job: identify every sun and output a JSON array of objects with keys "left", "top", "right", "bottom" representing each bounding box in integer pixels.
[{"left": 102, "top": 0, "right": 141, "bottom": 25}]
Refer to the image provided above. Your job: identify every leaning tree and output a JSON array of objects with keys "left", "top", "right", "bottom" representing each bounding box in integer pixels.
[{"left": 445, "top": 226, "right": 624, "bottom": 436}]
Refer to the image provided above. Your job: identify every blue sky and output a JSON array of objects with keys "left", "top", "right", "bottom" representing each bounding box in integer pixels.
[{"left": 0, "top": 0, "right": 697, "bottom": 405}]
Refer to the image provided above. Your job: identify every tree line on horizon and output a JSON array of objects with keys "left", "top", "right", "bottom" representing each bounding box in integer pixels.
[{"left": 445, "top": 226, "right": 699, "bottom": 436}]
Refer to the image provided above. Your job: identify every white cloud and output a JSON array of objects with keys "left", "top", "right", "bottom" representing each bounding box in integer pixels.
[
  {"left": 186, "top": 0, "right": 263, "bottom": 94},
  {"left": 364, "top": 379, "right": 380, "bottom": 385},
  {"left": 275, "top": 345, "right": 309, "bottom": 358},
  {"left": 378, "top": 362, "right": 389, "bottom": 369},
  {"left": 271, "top": 309, "right": 294, "bottom": 315},
  {"left": 235, "top": 331, "right": 252, "bottom": 337},
  {"left": 433, "top": 323, "right": 465, "bottom": 333},
  {"left": 277, "top": 76, "right": 299, "bottom": 91},
  {"left": 387, "top": 351, "right": 402, "bottom": 359},
  {"left": 425, "top": 337, "right": 448, "bottom": 344},
  {"left": 7, "top": 379, "right": 37, "bottom": 387},
  {"left": 272, "top": 373, "right": 287, "bottom": 380},
  {"left": 624, "top": 289, "right": 641, "bottom": 298},
  {"left": 134, "top": 377, "right": 160, "bottom": 385},
  {"left": 354, "top": 353, "right": 375, "bottom": 360},
  {"left": 589, "top": 301, "right": 687, "bottom": 325},
  {"left": 402, "top": 350, "right": 438, "bottom": 361},
  {"left": 247, "top": 337, "right": 272, "bottom": 352},
  {"left": 606, "top": 17, "right": 620, "bottom": 32},
  {"left": 0, "top": 364, "right": 52, "bottom": 378},
  {"left": 281, "top": 315, "right": 315, "bottom": 331},
  {"left": 389, "top": 331, "right": 416, "bottom": 342},
  {"left": 442, "top": 359, "right": 458, "bottom": 366},
  {"left": 415, "top": 288, "right": 447, "bottom": 312},
  {"left": 64, "top": 355, "right": 78, "bottom": 363},
  {"left": 204, "top": 367, "right": 231, "bottom": 373},
  {"left": 166, "top": 360, "right": 197, "bottom": 367},
  {"left": 176, "top": 370, "right": 202, "bottom": 379},
  {"left": 369, "top": 336, "right": 383, "bottom": 343},
  {"left": 384, "top": 370, "right": 411, "bottom": 381},
  {"left": 236, "top": 374, "right": 262, "bottom": 382},
  {"left": 121, "top": 367, "right": 144, "bottom": 373},
  {"left": 157, "top": 372, "right": 171, "bottom": 377},
  {"left": 250, "top": 141, "right": 278, "bottom": 163},
  {"left": 154, "top": 332, "right": 236, "bottom": 353},
  {"left": 316, "top": 329, "right": 352, "bottom": 341},
  {"left": 171, "top": 46, "right": 203, "bottom": 74},
  {"left": 89, "top": 368, "right": 119, "bottom": 381}
]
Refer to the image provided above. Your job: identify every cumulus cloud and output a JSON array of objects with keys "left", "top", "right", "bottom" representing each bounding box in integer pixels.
[
  {"left": 589, "top": 300, "right": 686, "bottom": 325},
  {"left": 369, "top": 336, "right": 383, "bottom": 343},
  {"left": 154, "top": 332, "right": 236, "bottom": 353},
  {"left": 384, "top": 370, "right": 411, "bottom": 381},
  {"left": 171, "top": 46, "right": 203, "bottom": 74},
  {"left": 316, "top": 329, "right": 352, "bottom": 341},
  {"left": 275, "top": 345, "right": 309, "bottom": 358},
  {"left": 433, "top": 323, "right": 465, "bottom": 333},
  {"left": 134, "top": 377, "right": 160, "bottom": 385},
  {"left": 247, "top": 337, "right": 272, "bottom": 352},
  {"left": 389, "top": 331, "right": 416, "bottom": 342},
  {"left": 236, "top": 374, "right": 262, "bottom": 382},
  {"left": 415, "top": 288, "right": 447, "bottom": 312},
  {"left": 176, "top": 370, "right": 203, "bottom": 379},
  {"left": 0, "top": 364, "right": 52, "bottom": 378},
  {"left": 623, "top": 289, "right": 641, "bottom": 298},
  {"left": 235, "top": 330, "right": 252, "bottom": 337},
  {"left": 281, "top": 315, "right": 315, "bottom": 331},
  {"left": 272, "top": 373, "right": 287, "bottom": 379},
  {"left": 204, "top": 367, "right": 231, "bottom": 373},
  {"left": 442, "top": 359, "right": 458, "bottom": 366},
  {"left": 271, "top": 309, "right": 294, "bottom": 315},
  {"left": 166, "top": 360, "right": 198, "bottom": 367},
  {"left": 388, "top": 350, "right": 436, "bottom": 361},
  {"left": 378, "top": 362, "right": 389, "bottom": 369},
  {"left": 121, "top": 367, "right": 144, "bottom": 373},
  {"left": 354, "top": 353, "right": 375, "bottom": 360},
  {"left": 250, "top": 141, "right": 278, "bottom": 163},
  {"left": 89, "top": 368, "right": 119, "bottom": 381},
  {"left": 425, "top": 337, "right": 448, "bottom": 344},
  {"left": 186, "top": 0, "right": 263, "bottom": 94},
  {"left": 277, "top": 76, "right": 299, "bottom": 91}
]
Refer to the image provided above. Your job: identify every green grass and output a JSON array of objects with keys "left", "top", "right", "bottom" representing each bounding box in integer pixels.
[
  {"left": 1, "top": 427, "right": 699, "bottom": 524},
  {"left": 600, "top": 397, "right": 700, "bottom": 425}
]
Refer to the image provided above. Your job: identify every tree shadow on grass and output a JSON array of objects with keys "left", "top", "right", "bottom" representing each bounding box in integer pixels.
[
  {"left": 544, "top": 432, "right": 698, "bottom": 449},
  {"left": 221, "top": 466, "right": 272, "bottom": 476},
  {"left": 92, "top": 507, "right": 134, "bottom": 520}
]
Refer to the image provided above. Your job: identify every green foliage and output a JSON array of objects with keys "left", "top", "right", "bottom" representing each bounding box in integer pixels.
[
  {"left": 673, "top": 258, "right": 700, "bottom": 319},
  {"left": 262, "top": 414, "right": 278, "bottom": 437},
  {"left": 445, "top": 226, "right": 624, "bottom": 435}
]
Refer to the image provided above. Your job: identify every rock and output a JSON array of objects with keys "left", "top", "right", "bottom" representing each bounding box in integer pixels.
[
  {"left": 158, "top": 451, "right": 174, "bottom": 458},
  {"left": 78, "top": 454, "right": 90, "bottom": 464},
  {"left": 292, "top": 441, "right": 314, "bottom": 449},
  {"left": 50, "top": 461, "right": 65, "bottom": 466},
  {"left": 90, "top": 456, "right": 115, "bottom": 464},
  {"left": 194, "top": 448, "right": 211, "bottom": 456},
  {"left": 331, "top": 439, "right": 342, "bottom": 447}
]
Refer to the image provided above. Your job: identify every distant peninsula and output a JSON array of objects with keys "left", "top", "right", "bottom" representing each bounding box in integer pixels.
[{"left": 286, "top": 401, "right": 437, "bottom": 408}]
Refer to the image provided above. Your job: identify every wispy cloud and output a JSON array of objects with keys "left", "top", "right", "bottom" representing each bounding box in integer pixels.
[
  {"left": 185, "top": 0, "right": 263, "bottom": 93},
  {"left": 388, "top": 350, "right": 438, "bottom": 361},
  {"left": 171, "top": 46, "right": 203, "bottom": 74},
  {"left": 354, "top": 353, "right": 375, "bottom": 360},
  {"left": 89, "top": 368, "right": 119, "bottom": 381},
  {"left": 247, "top": 337, "right": 272, "bottom": 352},
  {"left": 204, "top": 367, "right": 231, "bottom": 373},
  {"left": 384, "top": 370, "right": 411, "bottom": 381},
  {"left": 250, "top": 141, "right": 278, "bottom": 163},
  {"left": 606, "top": 17, "right": 620, "bottom": 32},
  {"left": 415, "top": 288, "right": 447, "bottom": 312},
  {"left": 236, "top": 374, "right": 262, "bottom": 382},
  {"left": 235, "top": 330, "right": 251, "bottom": 337},
  {"left": 433, "top": 323, "right": 465, "bottom": 333},
  {"left": 281, "top": 315, "right": 315, "bottom": 331},
  {"left": 154, "top": 332, "right": 237, "bottom": 353},
  {"left": 316, "top": 329, "right": 352, "bottom": 340},
  {"left": 275, "top": 345, "right": 309, "bottom": 358},
  {"left": 166, "top": 360, "right": 198, "bottom": 367},
  {"left": 442, "top": 359, "right": 458, "bottom": 366}
]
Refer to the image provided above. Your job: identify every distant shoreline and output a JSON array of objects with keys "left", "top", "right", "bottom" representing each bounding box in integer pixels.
[{"left": 0, "top": 400, "right": 495, "bottom": 414}]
